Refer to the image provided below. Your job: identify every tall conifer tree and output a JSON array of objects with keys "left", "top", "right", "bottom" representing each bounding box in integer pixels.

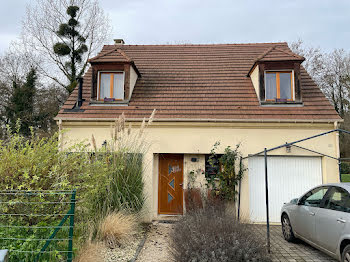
[
  {"left": 53, "top": 5, "right": 88, "bottom": 93},
  {"left": 6, "top": 68, "right": 37, "bottom": 136}
]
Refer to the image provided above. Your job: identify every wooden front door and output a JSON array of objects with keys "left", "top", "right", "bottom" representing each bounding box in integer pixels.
[{"left": 158, "top": 154, "right": 184, "bottom": 215}]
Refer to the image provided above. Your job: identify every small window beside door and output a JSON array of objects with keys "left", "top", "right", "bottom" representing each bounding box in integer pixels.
[
  {"left": 98, "top": 72, "right": 124, "bottom": 101},
  {"left": 265, "top": 71, "right": 294, "bottom": 102},
  {"left": 205, "top": 154, "right": 222, "bottom": 178}
]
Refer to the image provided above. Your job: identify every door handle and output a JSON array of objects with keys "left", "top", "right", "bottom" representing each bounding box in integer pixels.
[
  {"left": 179, "top": 183, "right": 183, "bottom": 187},
  {"left": 309, "top": 212, "right": 315, "bottom": 216},
  {"left": 337, "top": 218, "right": 346, "bottom": 223}
]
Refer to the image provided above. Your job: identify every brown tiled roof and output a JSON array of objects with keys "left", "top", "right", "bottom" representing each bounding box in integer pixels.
[{"left": 57, "top": 42, "right": 341, "bottom": 122}]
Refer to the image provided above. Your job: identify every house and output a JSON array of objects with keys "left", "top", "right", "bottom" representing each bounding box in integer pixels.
[{"left": 56, "top": 40, "right": 342, "bottom": 223}]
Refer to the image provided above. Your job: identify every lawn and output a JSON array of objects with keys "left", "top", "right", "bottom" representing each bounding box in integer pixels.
[{"left": 341, "top": 174, "right": 350, "bottom": 182}]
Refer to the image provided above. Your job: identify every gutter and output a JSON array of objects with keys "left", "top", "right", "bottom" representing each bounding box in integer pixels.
[{"left": 54, "top": 117, "right": 343, "bottom": 124}]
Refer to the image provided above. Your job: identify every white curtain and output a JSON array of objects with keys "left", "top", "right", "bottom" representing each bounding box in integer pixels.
[
  {"left": 100, "top": 73, "right": 111, "bottom": 99},
  {"left": 265, "top": 73, "right": 276, "bottom": 100},
  {"left": 280, "top": 73, "right": 291, "bottom": 100},
  {"left": 113, "top": 73, "right": 124, "bottom": 100}
]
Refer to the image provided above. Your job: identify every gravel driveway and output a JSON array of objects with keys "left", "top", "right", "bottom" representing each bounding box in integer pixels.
[{"left": 135, "top": 221, "right": 174, "bottom": 262}]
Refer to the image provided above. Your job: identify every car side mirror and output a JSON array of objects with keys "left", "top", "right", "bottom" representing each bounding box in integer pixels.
[{"left": 290, "top": 198, "right": 299, "bottom": 205}]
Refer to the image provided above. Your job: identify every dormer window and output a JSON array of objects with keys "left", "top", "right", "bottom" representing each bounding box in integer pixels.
[
  {"left": 265, "top": 71, "right": 294, "bottom": 102},
  {"left": 88, "top": 45, "right": 141, "bottom": 103},
  {"left": 247, "top": 46, "right": 305, "bottom": 105},
  {"left": 98, "top": 71, "right": 125, "bottom": 101}
]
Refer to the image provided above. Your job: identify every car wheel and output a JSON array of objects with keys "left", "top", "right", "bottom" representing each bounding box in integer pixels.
[
  {"left": 342, "top": 244, "right": 350, "bottom": 262},
  {"left": 281, "top": 214, "right": 296, "bottom": 242}
]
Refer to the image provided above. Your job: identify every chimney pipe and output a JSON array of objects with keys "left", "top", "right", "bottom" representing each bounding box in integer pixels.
[
  {"left": 114, "top": 39, "right": 125, "bottom": 45},
  {"left": 77, "top": 77, "right": 83, "bottom": 107}
]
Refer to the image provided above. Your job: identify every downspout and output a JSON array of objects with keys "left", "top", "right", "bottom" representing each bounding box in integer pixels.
[{"left": 237, "top": 156, "right": 243, "bottom": 222}]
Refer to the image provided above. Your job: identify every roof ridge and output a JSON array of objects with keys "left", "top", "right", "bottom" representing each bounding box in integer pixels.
[
  {"left": 89, "top": 48, "right": 117, "bottom": 62},
  {"left": 274, "top": 47, "right": 304, "bottom": 60},
  {"left": 255, "top": 46, "right": 276, "bottom": 62},
  {"left": 102, "top": 42, "right": 289, "bottom": 48},
  {"left": 116, "top": 48, "right": 132, "bottom": 62}
]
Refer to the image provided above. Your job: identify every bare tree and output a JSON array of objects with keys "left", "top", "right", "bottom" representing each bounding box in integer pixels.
[
  {"left": 320, "top": 49, "right": 350, "bottom": 117},
  {"left": 21, "top": 0, "right": 112, "bottom": 89},
  {"left": 289, "top": 39, "right": 325, "bottom": 84},
  {"left": 0, "top": 44, "right": 33, "bottom": 84},
  {"left": 290, "top": 40, "right": 350, "bottom": 117}
]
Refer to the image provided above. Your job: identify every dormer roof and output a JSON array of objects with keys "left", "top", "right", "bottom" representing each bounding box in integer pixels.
[
  {"left": 247, "top": 46, "right": 305, "bottom": 76},
  {"left": 88, "top": 48, "right": 141, "bottom": 77},
  {"left": 88, "top": 48, "right": 132, "bottom": 63},
  {"left": 256, "top": 46, "right": 305, "bottom": 62}
]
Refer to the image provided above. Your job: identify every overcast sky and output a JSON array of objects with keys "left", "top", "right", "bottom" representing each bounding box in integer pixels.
[{"left": 0, "top": 0, "right": 349, "bottom": 53}]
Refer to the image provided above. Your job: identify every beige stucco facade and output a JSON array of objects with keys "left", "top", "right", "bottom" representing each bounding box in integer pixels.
[{"left": 60, "top": 120, "right": 340, "bottom": 222}]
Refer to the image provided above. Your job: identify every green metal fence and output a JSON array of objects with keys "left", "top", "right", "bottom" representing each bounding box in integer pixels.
[{"left": 0, "top": 189, "right": 76, "bottom": 262}]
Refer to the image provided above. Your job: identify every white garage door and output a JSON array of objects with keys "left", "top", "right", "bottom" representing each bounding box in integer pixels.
[{"left": 249, "top": 156, "right": 322, "bottom": 223}]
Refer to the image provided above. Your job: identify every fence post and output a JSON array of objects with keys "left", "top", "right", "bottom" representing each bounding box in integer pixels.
[{"left": 67, "top": 189, "right": 76, "bottom": 262}]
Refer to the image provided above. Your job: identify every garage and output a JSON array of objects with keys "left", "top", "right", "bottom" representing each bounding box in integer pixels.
[{"left": 249, "top": 156, "right": 322, "bottom": 223}]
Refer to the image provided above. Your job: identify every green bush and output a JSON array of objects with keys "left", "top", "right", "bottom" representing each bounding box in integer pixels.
[
  {"left": 0, "top": 112, "right": 153, "bottom": 260},
  {"left": 0, "top": 192, "right": 73, "bottom": 261},
  {"left": 342, "top": 173, "right": 350, "bottom": 182},
  {"left": 341, "top": 162, "right": 350, "bottom": 174}
]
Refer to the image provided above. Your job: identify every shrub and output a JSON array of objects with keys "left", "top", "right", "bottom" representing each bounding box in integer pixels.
[
  {"left": 98, "top": 212, "right": 137, "bottom": 248},
  {"left": 0, "top": 110, "right": 155, "bottom": 260},
  {"left": 171, "top": 202, "right": 271, "bottom": 262},
  {"left": 0, "top": 122, "right": 104, "bottom": 261},
  {"left": 341, "top": 161, "right": 350, "bottom": 174},
  {"left": 87, "top": 151, "right": 145, "bottom": 221},
  {"left": 73, "top": 242, "right": 104, "bottom": 262}
]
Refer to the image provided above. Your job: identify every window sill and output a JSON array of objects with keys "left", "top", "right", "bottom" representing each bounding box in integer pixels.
[
  {"left": 260, "top": 101, "right": 303, "bottom": 107},
  {"left": 89, "top": 100, "right": 129, "bottom": 106}
]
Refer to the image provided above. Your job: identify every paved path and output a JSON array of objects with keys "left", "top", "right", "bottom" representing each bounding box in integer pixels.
[
  {"left": 135, "top": 221, "right": 174, "bottom": 262},
  {"left": 255, "top": 225, "right": 337, "bottom": 262},
  {"left": 135, "top": 222, "right": 337, "bottom": 262}
]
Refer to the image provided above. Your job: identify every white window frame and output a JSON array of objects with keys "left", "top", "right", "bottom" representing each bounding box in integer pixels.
[
  {"left": 97, "top": 71, "right": 125, "bottom": 101},
  {"left": 264, "top": 70, "right": 295, "bottom": 101}
]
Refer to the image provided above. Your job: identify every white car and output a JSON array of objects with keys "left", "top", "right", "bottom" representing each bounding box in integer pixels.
[{"left": 281, "top": 183, "right": 350, "bottom": 262}]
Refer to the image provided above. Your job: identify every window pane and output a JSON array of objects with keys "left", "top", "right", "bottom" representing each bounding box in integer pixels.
[
  {"left": 205, "top": 154, "right": 223, "bottom": 178},
  {"left": 100, "top": 73, "right": 110, "bottom": 99},
  {"left": 265, "top": 73, "right": 276, "bottom": 100},
  {"left": 280, "top": 73, "right": 292, "bottom": 100},
  {"left": 301, "top": 187, "right": 328, "bottom": 207},
  {"left": 324, "top": 187, "right": 350, "bottom": 212},
  {"left": 113, "top": 73, "right": 124, "bottom": 100}
]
